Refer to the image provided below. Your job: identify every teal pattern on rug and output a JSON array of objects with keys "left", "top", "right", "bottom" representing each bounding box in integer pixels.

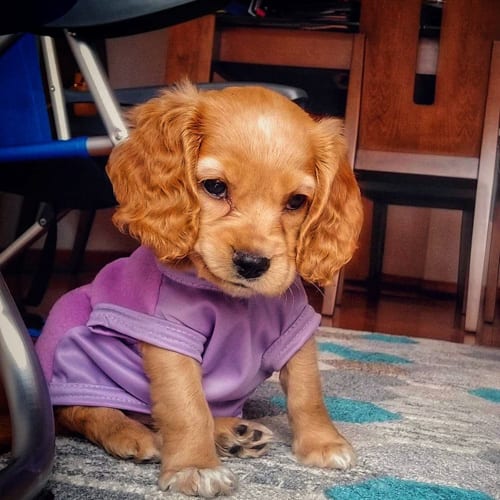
[
  {"left": 361, "top": 332, "right": 419, "bottom": 344},
  {"left": 468, "top": 387, "right": 500, "bottom": 403},
  {"left": 271, "top": 396, "right": 400, "bottom": 423},
  {"left": 324, "top": 477, "right": 493, "bottom": 500},
  {"left": 318, "top": 341, "right": 411, "bottom": 365}
]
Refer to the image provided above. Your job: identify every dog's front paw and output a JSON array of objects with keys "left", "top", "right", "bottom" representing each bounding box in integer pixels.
[
  {"left": 159, "top": 465, "right": 238, "bottom": 497},
  {"left": 293, "top": 435, "right": 356, "bottom": 470},
  {"left": 215, "top": 418, "right": 273, "bottom": 458},
  {"left": 103, "top": 427, "right": 161, "bottom": 463}
]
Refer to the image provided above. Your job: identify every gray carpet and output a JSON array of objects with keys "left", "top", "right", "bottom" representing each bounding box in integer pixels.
[{"left": 6, "top": 327, "right": 500, "bottom": 499}]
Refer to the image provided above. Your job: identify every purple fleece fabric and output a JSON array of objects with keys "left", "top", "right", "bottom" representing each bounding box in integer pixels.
[{"left": 35, "top": 247, "right": 321, "bottom": 417}]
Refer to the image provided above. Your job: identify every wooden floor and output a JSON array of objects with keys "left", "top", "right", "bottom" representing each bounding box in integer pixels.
[
  {"left": 306, "top": 283, "right": 500, "bottom": 347},
  {"left": 6, "top": 272, "right": 500, "bottom": 348}
]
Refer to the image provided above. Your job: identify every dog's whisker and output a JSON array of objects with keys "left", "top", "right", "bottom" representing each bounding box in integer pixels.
[{"left": 310, "top": 281, "right": 325, "bottom": 298}]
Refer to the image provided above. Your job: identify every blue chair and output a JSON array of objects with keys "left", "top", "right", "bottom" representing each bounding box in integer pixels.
[
  {"left": 0, "top": 3, "right": 307, "bottom": 498},
  {"left": 0, "top": 31, "right": 114, "bottom": 500}
]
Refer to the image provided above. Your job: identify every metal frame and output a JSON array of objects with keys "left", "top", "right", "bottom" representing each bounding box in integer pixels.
[
  {"left": 0, "top": 273, "right": 55, "bottom": 499},
  {"left": 65, "top": 30, "right": 128, "bottom": 146}
]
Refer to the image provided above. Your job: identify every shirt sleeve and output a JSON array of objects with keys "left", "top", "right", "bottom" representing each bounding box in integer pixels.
[
  {"left": 87, "top": 304, "right": 208, "bottom": 363},
  {"left": 261, "top": 280, "right": 321, "bottom": 373}
]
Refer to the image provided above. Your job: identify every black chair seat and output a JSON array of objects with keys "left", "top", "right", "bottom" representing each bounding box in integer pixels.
[
  {"left": 356, "top": 171, "right": 476, "bottom": 211},
  {"left": 43, "top": 0, "right": 229, "bottom": 38},
  {"left": 0, "top": 156, "right": 115, "bottom": 210},
  {"left": 1, "top": 1, "right": 229, "bottom": 38}
]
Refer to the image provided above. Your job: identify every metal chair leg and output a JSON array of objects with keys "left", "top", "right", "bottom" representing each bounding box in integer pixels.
[{"left": 0, "top": 274, "right": 55, "bottom": 500}]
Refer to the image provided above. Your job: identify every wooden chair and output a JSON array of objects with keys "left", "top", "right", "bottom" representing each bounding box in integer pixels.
[{"left": 326, "top": 0, "right": 500, "bottom": 332}]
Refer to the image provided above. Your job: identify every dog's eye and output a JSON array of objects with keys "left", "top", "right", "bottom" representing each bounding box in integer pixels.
[
  {"left": 202, "top": 179, "right": 227, "bottom": 199},
  {"left": 286, "top": 194, "right": 307, "bottom": 211}
]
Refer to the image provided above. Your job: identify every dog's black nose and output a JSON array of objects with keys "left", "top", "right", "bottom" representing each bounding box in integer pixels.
[{"left": 233, "top": 251, "right": 270, "bottom": 280}]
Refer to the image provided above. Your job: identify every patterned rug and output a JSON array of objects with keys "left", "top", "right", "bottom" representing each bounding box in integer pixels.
[{"left": 8, "top": 327, "right": 500, "bottom": 499}]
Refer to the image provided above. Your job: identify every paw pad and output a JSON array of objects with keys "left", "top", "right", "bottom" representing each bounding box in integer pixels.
[{"left": 217, "top": 420, "right": 273, "bottom": 459}]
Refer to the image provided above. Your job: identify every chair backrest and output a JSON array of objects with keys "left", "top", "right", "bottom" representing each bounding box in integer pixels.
[
  {"left": 0, "top": 35, "right": 52, "bottom": 147},
  {"left": 357, "top": 0, "right": 500, "bottom": 165},
  {"left": 0, "top": 34, "right": 109, "bottom": 163},
  {"left": 0, "top": 33, "right": 118, "bottom": 210}
]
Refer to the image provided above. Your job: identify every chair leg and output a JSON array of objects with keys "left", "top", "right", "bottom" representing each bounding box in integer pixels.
[
  {"left": 464, "top": 42, "right": 500, "bottom": 332},
  {"left": 335, "top": 268, "right": 345, "bottom": 306},
  {"left": 24, "top": 213, "right": 57, "bottom": 307},
  {"left": 321, "top": 273, "right": 340, "bottom": 316},
  {"left": 484, "top": 201, "right": 500, "bottom": 322},
  {"left": 0, "top": 204, "right": 64, "bottom": 270},
  {"left": 69, "top": 210, "right": 96, "bottom": 274},
  {"left": 466, "top": 198, "right": 495, "bottom": 332},
  {"left": 0, "top": 274, "right": 55, "bottom": 499},
  {"left": 457, "top": 210, "right": 473, "bottom": 315},
  {"left": 367, "top": 202, "right": 387, "bottom": 299}
]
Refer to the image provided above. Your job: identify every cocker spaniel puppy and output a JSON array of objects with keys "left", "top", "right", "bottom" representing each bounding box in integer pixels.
[{"left": 35, "top": 82, "right": 363, "bottom": 497}]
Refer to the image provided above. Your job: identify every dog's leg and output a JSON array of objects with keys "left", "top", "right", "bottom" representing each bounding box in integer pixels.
[
  {"left": 141, "top": 343, "right": 237, "bottom": 497},
  {"left": 56, "top": 406, "right": 161, "bottom": 461},
  {"left": 214, "top": 417, "right": 273, "bottom": 458},
  {"left": 279, "top": 337, "right": 356, "bottom": 469}
]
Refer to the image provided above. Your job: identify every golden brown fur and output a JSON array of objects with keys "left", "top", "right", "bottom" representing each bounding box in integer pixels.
[
  {"left": 108, "top": 82, "right": 362, "bottom": 296},
  {"left": 3, "top": 82, "right": 363, "bottom": 497}
]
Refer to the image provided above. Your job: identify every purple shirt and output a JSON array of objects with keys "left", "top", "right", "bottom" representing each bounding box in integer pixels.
[{"left": 35, "top": 247, "right": 320, "bottom": 417}]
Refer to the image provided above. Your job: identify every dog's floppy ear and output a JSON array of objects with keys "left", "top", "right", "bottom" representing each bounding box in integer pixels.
[
  {"left": 297, "top": 118, "right": 363, "bottom": 285},
  {"left": 106, "top": 83, "right": 202, "bottom": 263}
]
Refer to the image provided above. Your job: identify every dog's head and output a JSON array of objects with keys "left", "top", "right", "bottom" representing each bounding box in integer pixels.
[{"left": 107, "top": 82, "right": 362, "bottom": 297}]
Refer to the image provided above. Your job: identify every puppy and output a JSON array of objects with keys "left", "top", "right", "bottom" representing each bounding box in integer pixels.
[{"left": 35, "top": 82, "right": 363, "bottom": 497}]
